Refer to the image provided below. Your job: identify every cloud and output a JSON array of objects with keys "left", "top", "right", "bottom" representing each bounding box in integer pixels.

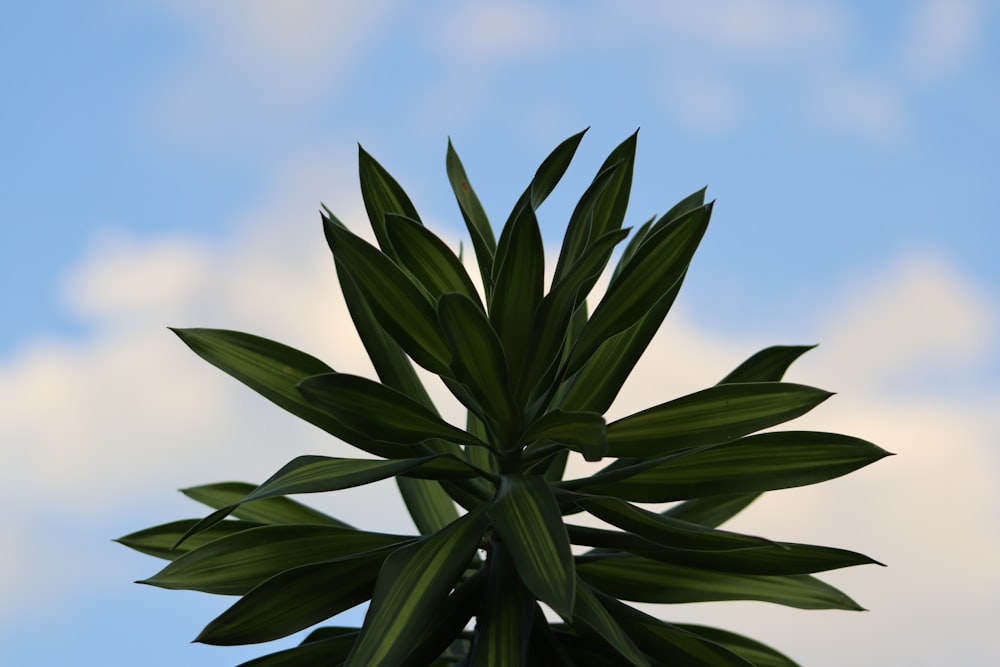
[
  {"left": 900, "top": 0, "right": 986, "bottom": 84},
  {"left": 434, "top": 2, "right": 564, "bottom": 64},
  {"left": 144, "top": 0, "right": 396, "bottom": 142},
  {"left": 3, "top": 151, "right": 998, "bottom": 662},
  {"left": 808, "top": 75, "right": 909, "bottom": 143}
]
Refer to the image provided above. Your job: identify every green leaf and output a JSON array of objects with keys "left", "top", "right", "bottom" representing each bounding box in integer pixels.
[
  {"left": 572, "top": 581, "right": 650, "bottom": 667},
  {"left": 720, "top": 345, "right": 817, "bottom": 384},
  {"left": 358, "top": 144, "right": 422, "bottom": 254},
  {"left": 522, "top": 409, "right": 607, "bottom": 462},
  {"left": 171, "top": 328, "right": 403, "bottom": 459},
  {"left": 577, "top": 555, "right": 865, "bottom": 610},
  {"left": 489, "top": 205, "right": 544, "bottom": 384},
  {"left": 631, "top": 541, "right": 883, "bottom": 576},
  {"left": 385, "top": 213, "right": 482, "bottom": 306},
  {"left": 437, "top": 293, "right": 517, "bottom": 436},
  {"left": 345, "top": 508, "right": 489, "bottom": 666},
  {"left": 662, "top": 494, "right": 762, "bottom": 529},
  {"left": 673, "top": 625, "right": 802, "bottom": 667},
  {"left": 605, "top": 382, "right": 833, "bottom": 457},
  {"left": 566, "top": 203, "right": 712, "bottom": 375},
  {"left": 236, "top": 629, "right": 360, "bottom": 667},
  {"left": 575, "top": 431, "right": 893, "bottom": 502},
  {"left": 514, "top": 128, "right": 587, "bottom": 214},
  {"left": 396, "top": 476, "right": 460, "bottom": 536},
  {"left": 116, "top": 519, "right": 262, "bottom": 561},
  {"left": 298, "top": 373, "right": 488, "bottom": 449},
  {"left": 594, "top": 593, "right": 756, "bottom": 667},
  {"left": 400, "top": 567, "right": 487, "bottom": 666},
  {"left": 488, "top": 475, "right": 576, "bottom": 619},
  {"left": 472, "top": 540, "right": 535, "bottom": 667},
  {"left": 142, "top": 524, "right": 410, "bottom": 595},
  {"left": 323, "top": 220, "right": 451, "bottom": 374},
  {"left": 553, "top": 131, "right": 636, "bottom": 286},
  {"left": 181, "top": 482, "right": 348, "bottom": 526},
  {"left": 446, "top": 138, "right": 496, "bottom": 291},
  {"left": 196, "top": 546, "right": 396, "bottom": 645}
]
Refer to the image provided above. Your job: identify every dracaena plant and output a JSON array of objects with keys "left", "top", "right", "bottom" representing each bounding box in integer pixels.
[{"left": 119, "top": 130, "right": 889, "bottom": 666}]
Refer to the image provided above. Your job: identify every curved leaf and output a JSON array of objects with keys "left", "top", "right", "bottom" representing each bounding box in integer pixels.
[
  {"left": 446, "top": 138, "right": 496, "bottom": 290},
  {"left": 720, "top": 345, "right": 817, "bottom": 384},
  {"left": 489, "top": 475, "right": 575, "bottom": 619},
  {"left": 577, "top": 555, "right": 865, "bottom": 610},
  {"left": 181, "top": 482, "right": 348, "bottom": 526},
  {"left": 522, "top": 409, "right": 607, "bottom": 462},
  {"left": 345, "top": 508, "right": 489, "bottom": 666},
  {"left": 358, "top": 144, "right": 421, "bottom": 253},
  {"left": 142, "top": 524, "right": 410, "bottom": 595},
  {"left": 662, "top": 494, "right": 762, "bottom": 529},
  {"left": 385, "top": 213, "right": 482, "bottom": 306},
  {"left": 116, "top": 519, "right": 262, "bottom": 561},
  {"left": 605, "top": 382, "right": 833, "bottom": 458},
  {"left": 472, "top": 540, "right": 535, "bottom": 667},
  {"left": 673, "top": 625, "right": 802, "bottom": 667},
  {"left": 572, "top": 581, "right": 650, "bottom": 667}
]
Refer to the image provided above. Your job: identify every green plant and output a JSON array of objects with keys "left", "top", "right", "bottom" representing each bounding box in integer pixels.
[{"left": 119, "top": 130, "right": 889, "bottom": 666}]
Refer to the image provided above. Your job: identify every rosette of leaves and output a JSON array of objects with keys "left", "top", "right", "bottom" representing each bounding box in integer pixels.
[{"left": 119, "top": 130, "right": 890, "bottom": 666}]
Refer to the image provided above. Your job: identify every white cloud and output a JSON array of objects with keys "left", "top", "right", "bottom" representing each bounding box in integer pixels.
[
  {"left": 3, "top": 152, "right": 998, "bottom": 662},
  {"left": 808, "top": 76, "right": 909, "bottom": 143},
  {"left": 900, "top": 0, "right": 986, "bottom": 84},
  {"left": 145, "top": 0, "right": 396, "bottom": 141},
  {"left": 435, "top": 2, "right": 564, "bottom": 64}
]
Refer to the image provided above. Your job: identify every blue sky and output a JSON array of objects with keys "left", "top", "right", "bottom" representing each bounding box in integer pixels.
[{"left": 2, "top": 1, "right": 998, "bottom": 665}]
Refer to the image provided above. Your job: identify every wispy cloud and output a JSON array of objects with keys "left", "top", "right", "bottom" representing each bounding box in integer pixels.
[{"left": 900, "top": 0, "right": 987, "bottom": 84}]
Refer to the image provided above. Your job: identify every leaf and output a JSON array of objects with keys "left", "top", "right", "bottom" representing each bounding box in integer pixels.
[
  {"left": 142, "top": 524, "right": 410, "bottom": 595},
  {"left": 358, "top": 144, "right": 422, "bottom": 253},
  {"left": 397, "top": 476, "right": 460, "bottom": 536},
  {"left": 673, "top": 625, "right": 802, "bottom": 667},
  {"left": 345, "top": 508, "right": 489, "bottom": 666},
  {"left": 437, "top": 293, "right": 517, "bottom": 436},
  {"left": 488, "top": 475, "right": 576, "bottom": 619},
  {"left": 116, "top": 519, "right": 262, "bottom": 561},
  {"left": 181, "top": 482, "right": 349, "bottom": 526},
  {"left": 574, "top": 431, "right": 893, "bottom": 502},
  {"left": 385, "top": 213, "right": 482, "bottom": 306},
  {"left": 472, "top": 540, "right": 535, "bottom": 667},
  {"left": 489, "top": 205, "right": 544, "bottom": 385},
  {"left": 513, "top": 128, "right": 587, "bottom": 215},
  {"left": 298, "top": 373, "right": 487, "bottom": 449},
  {"left": 522, "top": 410, "right": 607, "bottom": 462},
  {"left": 572, "top": 581, "right": 650, "bottom": 667},
  {"left": 565, "top": 203, "right": 712, "bottom": 375},
  {"left": 446, "top": 138, "right": 496, "bottom": 292},
  {"left": 720, "top": 345, "right": 817, "bottom": 384},
  {"left": 400, "top": 567, "right": 487, "bottom": 666},
  {"left": 323, "top": 220, "right": 451, "bottom": 374},
  {"left": 605, "top": 382, "right": 833, "bottom": 458},
  {"left": 594, "top": 593, "right": 755, "bottom": 667},
  {"left": 236, "top": 630, "right": 360, "bottom": 667},
  {"left": 577, "top": 555, "right": 865, "bottom": 610},
  {"left": 632, "top": 541, "right": 883, "bottom": 576},
  {"left": 662, "top": 494, "right": 761, "bottom": 529},
  {"left": 196, "top": 546, "right": 396, "bottom": 645},
  {"left": 171, "top": 328, "right": 402, "bottom": 458}
]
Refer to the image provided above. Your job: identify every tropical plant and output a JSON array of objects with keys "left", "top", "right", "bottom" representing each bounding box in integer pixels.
[{"left": 118, "top": 130, "right": 890, "bottom": 666}]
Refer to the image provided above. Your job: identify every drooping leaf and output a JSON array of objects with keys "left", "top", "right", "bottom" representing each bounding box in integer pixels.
[
  {"left": 142, "top": 524, "right": 410, "bottom": 595},
  {"left": 298, "top": 373, "right": 488, "bottom": 449},
  {"left": 196, "top": 546, "right": 396, "bottom": 645},
  {"left": 235, "top": 629, "right": 360, "bottom": 667},
  {"left": 662, "top": 494, "right": 762, "bottom": 529},
  {"left": 181, "top": 482, "right": 348, "bottom": 527},
  {"left": 577, "top": 555, "right": 865, "bottom": 610},
  {"left": 344, "top": 508, "right": 489, "bottom": 666},
  {"left": 573, "top": 431, "right": 892, "bottom": 502},
  {"left": 323, "top": 220, "right": 451, "bottom": 374},
  {"left": 116, "top": 519, "right": 263, "bottom": 561},
  {"left": 522, "top": 409, "right": 607, "bottom": 462},
  {"left": 472, "top": 540, "right": 535, "bottom": 667},
  {"left": 565, "top": 203, "right": 712, "bottom": 374},
  {"left": 385, "top": 213, "right": 482, "bottom": 306},
  {"left": 673, "top": 624, "right": 802, "bottom": 667},
  {"left": 358, "top": 144, "right": 422, "bottom": 254},
  {"left": 605, "top": 382, "right": 833, "bottom": 458},
  {"left": 488, "top": 475, "right": 576, "bottom": 619},
  {"left": 446, "top": 138, "right": 496, "bottom": 291},
  {"left": 572, "top": 581, "right": 650, "bottom": 667},
  {"left": 400, "top": 567, "right": 487, "bottom": 667},
  {"left": 629, "top": 540, "right": 883, "bottom": 576}
]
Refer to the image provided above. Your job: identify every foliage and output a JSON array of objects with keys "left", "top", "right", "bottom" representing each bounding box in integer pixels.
[{"left": 119, "top": 130, "right": 889, "bottom": 666}]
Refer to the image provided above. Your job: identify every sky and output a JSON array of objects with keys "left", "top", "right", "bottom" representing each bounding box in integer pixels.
[{"left": 1, "top": 1, "right": 998, "bottom": 665}]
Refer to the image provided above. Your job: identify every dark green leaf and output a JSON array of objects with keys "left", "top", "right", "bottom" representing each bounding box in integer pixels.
[
  {"left": 236, "top": 630, "right": 360, "bottom": 667},
  {"left": 298, "top": 373, "right": 488, "bottom": 449},
  {"left": 577, "top": 555, "right": 865, "bottom": 610},
  {"left": 514, "top": 128, "right": 587, "bottom": 215},
  {"left": 181, "top": 482, "right": 348, "bottom": 526},
  {"left": 323, "top": 220, "right": 451, "bottom": 374},
  {"left": 566, "top": 203, "right": 712, "bottom": 375},
  {"left": 142, "top": 524, "right": 410, "bottom": 595},
  {"left": 345, "top": 508, "right": 489, "bottom": 666},
  {"left": 662, "top": 494, "right": 761, "bottom": 529},
  {"left": 575, "top": 432, "right": 893, "bottom": 502},
  {"left": 472, "top": 540, "right": 535, "bottom": 667},
  {"left": 196, "top": 546, "right": 396, "bottom": 645},
  {"left": 523, "top": 410, "right": 607, "bottom": 462},
  {"left": 673, "top": 625, "right": 802, "bottom": 667},
  {"left": 116, "top": 519, "right": 262, "bottom": 561},
  {"left": 446, "top": 139, "right": 496, "bottom": 291},
  {"left": 572, "top": 581, "right": 650, "bottom": 667},
  {"left": 605, "top": 382, "right": 833, "bottom": 457},
  {"left": 720, "top": 345, "right": 817, "bottom": 384},
  {"left": 385, "top": 213, "right": 482, "bottom": 306},
  {"left": 401, "top": 567, "right": 487, "bottom": 667},
  {"left": 358, "top": 145, "right": 422, "bottom": 254},
  {"left": 631, "top": 540, "right": 883, "bottom": 576},
  {"left": 397, "top": 476, "right": 460, "bottom": 536},
  {"left": 488, "top": 475, "right": 575, "bottom": 618}
]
